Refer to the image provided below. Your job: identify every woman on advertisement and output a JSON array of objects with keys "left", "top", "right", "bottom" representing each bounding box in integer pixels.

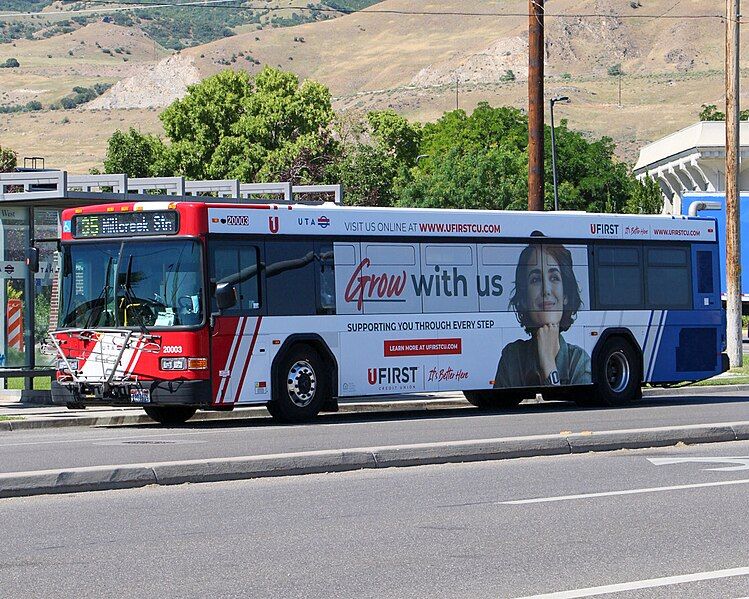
[{"left": 494, "top": 242, "right": 591, "bottom": 388}]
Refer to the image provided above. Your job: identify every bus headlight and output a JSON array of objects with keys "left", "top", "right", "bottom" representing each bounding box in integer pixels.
[
  {"left": 57, "top": 359, "right": 79, "bottom": 371},
  {"left": 160, "top": 357, "right": 187, "bottom": 371}
]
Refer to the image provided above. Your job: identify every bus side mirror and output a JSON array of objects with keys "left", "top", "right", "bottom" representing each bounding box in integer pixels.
[
  {"left": 215, "top": 282, "right": 237, "bottom": 311},
  {"left": 26, "top": 247, "right": 39, "bottom": 273}
]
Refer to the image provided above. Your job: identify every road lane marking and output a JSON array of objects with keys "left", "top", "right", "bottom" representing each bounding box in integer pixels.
[
  {"left": 648, "top": 456, "right": 749, "bottom": 471},
  {"left": 510, "top": 566, "right": 749, "bottom": 598},
  {"left": 500, "top": 478, "right": 749, "bottom": 504}
]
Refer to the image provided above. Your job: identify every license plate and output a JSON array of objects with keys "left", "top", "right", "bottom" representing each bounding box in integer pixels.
[{"left": 130, "top": 388, "right": 151, "bottom": 404}]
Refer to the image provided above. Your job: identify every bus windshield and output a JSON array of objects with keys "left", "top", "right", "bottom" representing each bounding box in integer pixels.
[{"left": 59, "top": 239, "right": 203, "bottom": 329}]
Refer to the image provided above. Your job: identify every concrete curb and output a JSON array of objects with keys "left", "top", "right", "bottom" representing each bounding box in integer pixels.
[
  {"left": 5, "top": 421, "right": 749, "bottom": 498},
  {"left": 0, "top": 383, "right": 747, "bottom": 432},
  {"left": 642, "top": 384, "right": 749, "bottom": 396},
  {"left": 0, "top": 398, "right": 470, "bottom": 432}
]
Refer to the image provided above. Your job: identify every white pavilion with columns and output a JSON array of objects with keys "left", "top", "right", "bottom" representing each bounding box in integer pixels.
[{"left": 634, "top": 121, "right": 749, "bottom": 214}]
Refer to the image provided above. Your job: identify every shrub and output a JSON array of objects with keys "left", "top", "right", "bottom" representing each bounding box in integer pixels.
[
  {"left": 0, "top": 58, "right": 20, "bottom": 68},
  {"left": 608, "top": 63, "right": 623, "bottom": 76}
]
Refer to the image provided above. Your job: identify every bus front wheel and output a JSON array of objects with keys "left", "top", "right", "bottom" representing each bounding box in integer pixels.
[
  {"left": 592, "top": 337, "right": 642, "bottom": 406},
  {"left": 463, "top": 390, "right": 523, "bottom": 410},
  {"left": 268, "top": 344, "right": 328, "bottom": 423},
  {"left": 143, "top": 405, "right": 197, "bottom": 425}
]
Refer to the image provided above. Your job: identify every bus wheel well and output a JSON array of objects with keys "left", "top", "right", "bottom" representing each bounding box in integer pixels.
[
  {"left": 271, "top": 335, "right": 338, "bottom": 407},
  {"left": 590, "top": 329, "right": 643, "bottom": 387},
  {"left": 589, "top": 331, "right": 643, "bottom": 406}
]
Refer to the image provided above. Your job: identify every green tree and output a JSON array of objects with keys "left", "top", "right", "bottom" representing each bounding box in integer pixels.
[
  {"left": 699, "top": 104, "right": 725, "bottom": 121},
  {"left": 333, "top": 109, "right": 421, "bottom": 206},
  {"left": 159, "top": 67, "right": 336, "bottom": 183},
  {"left": 607, "top": 63, "right": 623, "bottom": 76},
  {"left": 500, "top": 69, "right": 515, "bottom": 82},
  {"left": 103, "top": 128, "right": 168, "bottom": 177},
  {"left": 159, "top": 69, "right": 255, "bottom": 179},
  {"left": 699, "top": 103, "right": 749, "bottom": 121},
  {"left": 545, "top": 120, "right": 633, "bottom": 213},
  {"left": 402, "top": 104, "right": 643, "bottom": 214},
  {"left": 338, "top": 144, "right": 400, "bottom": 207},
  {"left": 0, "top": 143, "right": 16, "bottom": 172},
  {"left": 622, "top": 176, "right": 663, "bottom": 214},
  {"left": 399, "top": 146, "right": 527, "bottom": 210},
  {"left": 367, "top": 109, "right": 421, "bottom": 165}
]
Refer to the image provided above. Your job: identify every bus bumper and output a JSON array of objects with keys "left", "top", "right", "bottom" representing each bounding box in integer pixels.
[{"left": 51, "top": 380, "right": 213, "bottom": 408}]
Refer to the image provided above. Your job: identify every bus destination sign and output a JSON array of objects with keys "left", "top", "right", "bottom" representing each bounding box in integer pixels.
[{"left": 72, "top": 211, "right": 179, "bottom": 238}]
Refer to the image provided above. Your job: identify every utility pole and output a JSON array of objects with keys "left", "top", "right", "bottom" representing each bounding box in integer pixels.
[
  {"left": 528, "top": 0, "right": 544, "bottom": 211},
  {"left": 726, "top": 0, "right": 742, "bottom": 367},
  {"left": 618, "top": 73, "right": 622, "bottom": 107}
]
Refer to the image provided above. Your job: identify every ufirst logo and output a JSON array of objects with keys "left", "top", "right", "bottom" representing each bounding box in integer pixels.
[
  {"left": 367, "top": 366, "right": 419, "bottom": 386},
  {"left": 590, "top": 223, "right": 620, "bottom": 236}
]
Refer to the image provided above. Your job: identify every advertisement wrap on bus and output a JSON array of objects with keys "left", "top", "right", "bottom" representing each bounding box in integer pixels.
[{"left": 49, "top": 201, "right": 727, "bottom": 424}]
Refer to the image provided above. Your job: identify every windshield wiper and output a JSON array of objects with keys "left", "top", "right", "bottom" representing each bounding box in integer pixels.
[
  {"left": 120, "top": 254, "right": 148, "bottom": 333},
  {"left": 83, "top": 256, "right": 113, "bottom": 329}
]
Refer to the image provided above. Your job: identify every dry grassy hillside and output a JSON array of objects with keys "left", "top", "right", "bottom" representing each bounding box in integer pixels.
[
  {"left": 0, "top": 22, "right": 168, "bottom": 107},
  {"left": 0, "top": 0, "right": 745, "bottom": 172}
]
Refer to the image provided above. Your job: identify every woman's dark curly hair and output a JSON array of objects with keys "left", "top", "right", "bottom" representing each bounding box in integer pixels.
[{"left": 509, "top": 243, "right": 583, "bottom": 334}]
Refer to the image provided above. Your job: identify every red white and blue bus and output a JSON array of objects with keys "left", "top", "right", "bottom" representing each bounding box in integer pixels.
[{"left": 50, "top": 200, "right": 727, "bottom": 424}]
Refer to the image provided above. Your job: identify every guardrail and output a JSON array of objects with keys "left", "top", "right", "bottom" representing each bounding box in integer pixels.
[{"left": 0, "top": 171, "right": 343, "bottom": 204}]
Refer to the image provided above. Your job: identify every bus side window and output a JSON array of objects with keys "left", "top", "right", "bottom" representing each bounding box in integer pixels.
[
  {"left": 696, "top": 251, "right": 714, "bottom": 294},
  {"left": 593, "top": 245, "right": 644, "bottom": 309},
  {"left": 265, "top": 240, "right": 317, "bottom": 316},
  {"left": 362, "top": 243, "right": 421, "bottom": 314},
  {"left": 210, "top": 242, "right": 261, "bottom": 315},
  {"left": 315, "top": 241, "right": 335, "bottom": 315},
  {"left": 645, "top": 246, "right": 692, "bottom": 309}
]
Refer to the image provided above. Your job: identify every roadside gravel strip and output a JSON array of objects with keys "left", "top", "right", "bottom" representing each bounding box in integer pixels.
[{"left": 3, "top": 420, "right": 749, "bottom": 498}]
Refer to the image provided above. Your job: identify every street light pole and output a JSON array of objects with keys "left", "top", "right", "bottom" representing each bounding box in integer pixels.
[{"left": 549, "top": 96, "right": 569, "bottom": 212}]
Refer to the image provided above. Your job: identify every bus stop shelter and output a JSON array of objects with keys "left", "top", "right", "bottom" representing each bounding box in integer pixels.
[{"left": 0, "top": 169, "right": 341, "bottom": 391}]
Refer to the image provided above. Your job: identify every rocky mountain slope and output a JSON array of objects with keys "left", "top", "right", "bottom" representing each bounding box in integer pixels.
[{"left": 0, "top": 0, "right": 742, "bottom": 171}]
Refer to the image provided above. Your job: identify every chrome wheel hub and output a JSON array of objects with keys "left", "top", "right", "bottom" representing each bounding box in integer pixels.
[
  {"left": 287, "top": 360, "right": 317, "bottom": 407},
  {"left": 606, "top": 351, "right": 630, "bottom": 394}
]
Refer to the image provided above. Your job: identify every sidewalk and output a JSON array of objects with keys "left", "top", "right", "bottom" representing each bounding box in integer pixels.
[{"left": 1, "top": 385, "right": 748, "bottom": 432}]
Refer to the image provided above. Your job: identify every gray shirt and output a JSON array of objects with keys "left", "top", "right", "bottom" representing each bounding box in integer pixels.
[{"left": 494, "top": 335, "right": 592, "bottom": 388}]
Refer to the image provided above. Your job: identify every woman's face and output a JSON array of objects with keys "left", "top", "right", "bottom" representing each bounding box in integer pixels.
[{"left": 525, "top": 246, "right": 565, "bottom": 327}]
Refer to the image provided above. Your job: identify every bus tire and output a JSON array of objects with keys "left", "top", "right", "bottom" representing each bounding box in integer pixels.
[
  {"left": 143, "top": 405, "right": 197, "bottom": 425},
  {"left": 268, "top": 344, "right": 328, "bottom": 423},
  {"left": 592, "top": 337, "right": 642, "bottom": 406},
  {"left": 463, "top": 390, "right": 523, "bottom": 410}
]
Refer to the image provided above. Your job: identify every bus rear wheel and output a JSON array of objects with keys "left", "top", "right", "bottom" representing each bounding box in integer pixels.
[
  {"left": 143, "top": 405, "right": 197, "bottom": 425},
  {"left": 268, "top": 344, "right": 328, "bottom": 423},
  {"left": 592, "top": 337, "right": 642, "bottom": 406},
  {"left": 463, "top": 390, "right": 523, "bottom": 410}
]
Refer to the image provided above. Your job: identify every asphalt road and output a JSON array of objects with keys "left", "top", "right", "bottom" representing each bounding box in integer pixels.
[
  {"left": 4, "top": 440, "right": 749, "bottom": 598},
  {"left": 2, "top": 390, "right": 749, "bottom": 474}
]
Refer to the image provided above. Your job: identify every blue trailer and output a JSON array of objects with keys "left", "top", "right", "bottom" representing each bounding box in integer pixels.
[{"left": 682, "top": 191, "right": 748, "bottom": 305}]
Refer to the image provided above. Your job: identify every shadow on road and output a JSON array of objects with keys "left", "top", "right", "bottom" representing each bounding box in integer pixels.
[{"left": 111, "top": 389, "right": 749, "bottom": 431}]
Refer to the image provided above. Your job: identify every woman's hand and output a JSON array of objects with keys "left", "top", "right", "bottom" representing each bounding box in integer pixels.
[{"left": 535, "top": 323, "right": 561, "bottom": 380}]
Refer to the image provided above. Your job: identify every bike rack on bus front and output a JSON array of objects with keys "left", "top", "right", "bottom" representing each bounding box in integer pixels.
[{"left": 48, "top": 329, "right": 162, "bottom": 391}]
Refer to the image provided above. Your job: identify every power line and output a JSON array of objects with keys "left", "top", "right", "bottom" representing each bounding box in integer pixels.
[{"left": 0, "top": 1, "right": 725, "bottom": 21}]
